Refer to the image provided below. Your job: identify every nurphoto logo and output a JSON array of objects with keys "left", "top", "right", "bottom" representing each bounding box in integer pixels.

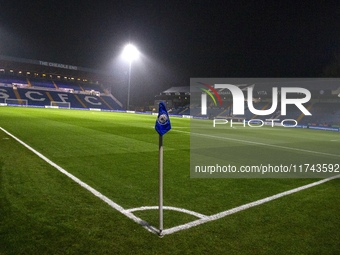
[
  {"left": 190, "top": 78, "right": 339, "bottom": 179},
  {"left": 200, "top": 83, "right": 311, "bottom": 116}
]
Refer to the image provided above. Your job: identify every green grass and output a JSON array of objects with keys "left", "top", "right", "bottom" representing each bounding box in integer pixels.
[
  {"left": 190, "top": 118, "right": 340, "bottom": 178},
  {"left": 0, "top": 106, "right": 339, "bottom": 254}
]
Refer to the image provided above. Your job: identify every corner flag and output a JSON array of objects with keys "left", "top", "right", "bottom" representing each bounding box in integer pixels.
[
  {"left": 155, "top": 102, "right": 171, "bottom": 136},
  {"left": 155, "top": 102, "right": 171, "bottom": 236}
]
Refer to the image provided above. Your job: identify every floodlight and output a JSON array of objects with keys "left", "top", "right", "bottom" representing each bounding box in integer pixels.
[
  {"left": 121, "top": 43, "right": 141, "bottom": 110},
  {"left": 122, "top": 44, "right": 140, "bottom": 62}
]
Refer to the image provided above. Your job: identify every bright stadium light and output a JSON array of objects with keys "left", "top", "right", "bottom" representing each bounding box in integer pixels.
[
  {"left": 122, "top": 44, "right": 140, "bottom": 62},
  {"left": 121, "top": 43, "right": 140, "bottom": 111}
]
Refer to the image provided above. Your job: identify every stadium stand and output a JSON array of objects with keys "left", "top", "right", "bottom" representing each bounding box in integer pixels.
[
  {"left": 0, "top": 56, "right": 124, "bottom": 110},
  {"left": 0, "top": 85, "right": 122, "bottom": 110},
  {"left": 0, "top": 75, "right": 28, "bottom": 85},
  {"left": 156, "top": 82, "right": 340, "bottom": 128},
  {"left": 29, "top": 78, "right": 55, "bottom": 89},
  {"left": 80, "top": 84, "right": 106, "bottom": 93},
  {"left": 300, "top": 102, "right": 340, "bottom": 126},
  {"left": 0, "top": 86, "right": 16, "bottom": 103},
  {"left": 54, "top": 81, "right": 81, "bottom": 91}
]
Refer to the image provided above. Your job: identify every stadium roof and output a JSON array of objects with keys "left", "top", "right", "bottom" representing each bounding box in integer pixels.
[
  {"left": 0, "top": 55, "right": 115, "bottom": 86},
  {"left": 162, "top": 86, "right": 190, "bottom": 94},
  {"left": 0, "top": 55, "right": 110, "bottom": 76}
]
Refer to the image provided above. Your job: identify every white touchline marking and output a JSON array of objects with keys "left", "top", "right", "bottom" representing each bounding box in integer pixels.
[
  {"left": 0, "top": 127, "right": 159, "bottom": 235},
  {"left": 173, "top": 129, "right": 340, "bottom": 158},
  {"left": 126, "top": 206, "right": 207, "bottom": 219},
  {"left": 161, "top": 174, "right": 340, "bottom": 235},
  {"left": 330, "top": 139, "right": 340, "bottom": 142}
]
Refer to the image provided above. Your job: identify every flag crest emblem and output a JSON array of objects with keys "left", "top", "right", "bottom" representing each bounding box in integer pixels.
[{"left": 155, "top": 102, "right": 171, "bottom": 136}]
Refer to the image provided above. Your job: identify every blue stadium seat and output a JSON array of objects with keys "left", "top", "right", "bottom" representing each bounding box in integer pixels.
[{"left": 0, "top": 86, "right": 123, "bottom": 110}]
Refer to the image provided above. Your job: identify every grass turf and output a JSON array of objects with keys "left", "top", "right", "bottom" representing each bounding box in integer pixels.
[{"left": 0, "top": 106, "right": 339, "bottom": 254}]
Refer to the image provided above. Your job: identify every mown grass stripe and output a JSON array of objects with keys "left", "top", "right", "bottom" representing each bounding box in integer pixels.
[
  {"left": 174, "top": 129, "right": 340, "bottom": 158},
  {"left": 162, "top": 174, "right": 340, "bottom": 235},
  {"left": 0, "top": 126, "right": 159, "bottom": 235}
]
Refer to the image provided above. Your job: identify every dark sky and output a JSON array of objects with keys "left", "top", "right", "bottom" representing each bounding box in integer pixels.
[{"left": 0, "top": 0, "right": 339, "bottom": 104}]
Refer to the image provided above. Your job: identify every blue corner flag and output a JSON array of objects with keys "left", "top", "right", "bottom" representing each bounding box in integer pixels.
[{"left": 155, "top": 102, "right": 171, "bottom": 136}]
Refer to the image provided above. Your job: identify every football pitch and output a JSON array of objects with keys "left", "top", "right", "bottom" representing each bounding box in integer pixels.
[{"left": 0, "top": 107, "right": 339, "bottom": 254}]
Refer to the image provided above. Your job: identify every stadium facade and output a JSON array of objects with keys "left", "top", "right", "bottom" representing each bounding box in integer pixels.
[{"left": 0, "top": 55, "right": 123, "bottom": 110}]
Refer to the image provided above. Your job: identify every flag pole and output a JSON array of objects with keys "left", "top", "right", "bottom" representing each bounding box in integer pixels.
[
  {"left": 155, "top": 101, "right": 171, "bottom": 236},
  {"left": 158, "top": 134, "right": 164, "bottom": 236}
]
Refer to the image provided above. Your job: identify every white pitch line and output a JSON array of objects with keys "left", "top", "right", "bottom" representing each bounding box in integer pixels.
[
  {"left": 2, "top": 126, "right": 339, "bottom": 237},
  {"left": 162, "top": 174, "right": 340, "bottom": 235},
  {"left": 174, "top": 129, "right": 340, "bottom": 158},
  {"left": 126, "top": 206, "right": 207, "bottom": 219},
  {"left": 0, "top": 127, "right": 159, "bottom": 235}
]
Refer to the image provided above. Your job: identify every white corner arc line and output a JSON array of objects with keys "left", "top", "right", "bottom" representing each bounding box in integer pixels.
[
  {"left": 174, "top": 129, "right": 340, "bottom": 158},
  {"left": 0, "top": 127, "right": 159, "bottom": 235},
  {"left": 161, "top": 174, "right": 340, "bottom": 235},
  {"left": 2, "top": 126, "right": 339, "bottom": 237},
  {"left": 126, "top": 206, "right": 207, "bottom": 219}
]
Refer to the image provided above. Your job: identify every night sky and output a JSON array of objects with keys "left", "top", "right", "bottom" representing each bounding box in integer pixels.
[{"left": 0, "top": 1, "right": 339, "bottom": 105}]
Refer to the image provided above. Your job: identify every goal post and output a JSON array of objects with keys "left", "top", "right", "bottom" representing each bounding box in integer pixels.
[
  {"left": 5, "top": 98, "right": 28, "bottom": 106},
  {"left": 50, "top": 101, "right": 71, "bottom": 109}
]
